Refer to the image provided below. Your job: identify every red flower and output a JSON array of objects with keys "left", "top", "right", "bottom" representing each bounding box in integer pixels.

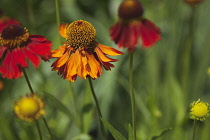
[
  {"left": 183, "top": 0, "right": 203, "bottom": 6},
  {"left": 110, "top": 0, "right": 161, "bottom": 52},
  {"left": 0, "top": 25, "right": 52, "bottom": 79}
]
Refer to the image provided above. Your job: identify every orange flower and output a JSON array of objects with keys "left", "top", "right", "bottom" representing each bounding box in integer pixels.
[
  {"left": 110, "top": 0, "right": 161, "bottom": 52},
  {"left": 51, "top": 20, "right": 123, "bottom": 82}
]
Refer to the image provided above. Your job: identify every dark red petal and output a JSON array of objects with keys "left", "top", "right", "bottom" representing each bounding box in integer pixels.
[
  {"left": 29, "top": 35, "right": 47, "bottom": 42},
  {"left": 23, "top": 48, "right": 40, "bottom": 68},
  {"left": 110, "top": 22, "right": 122, "bottom": 44},
  {"left": 28, "top": 39, "right": 52, "bottom": 60},
  {"left": 0, "top": 51, "right": 22, "bottom": 79},
  {"left": 139, "top": 19, "right": 161, "bottom": 47},
  {"left": 13, "top": 49, "right": 28, "bottom": 67}
]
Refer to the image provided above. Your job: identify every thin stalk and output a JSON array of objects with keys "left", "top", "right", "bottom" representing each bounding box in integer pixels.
[
  {"left": 35, "top": 120, "right": 43, "bottom": 140},
  {"left": 22, "top": 68, "right": 34, "bottom": 94},
  {"left": 55, "top": 0, "right": 60, "bottom": 28},
  {"left": 181, "top": 7, "right": 195, "bottom": 95},
  {"left": 69, "top": 82, "right": 83, "bottom": 132},
  {"left": 55, "top": 0, "right": 62, "bottom": 43},
  {"left": 88, "top": 78, "right": 107, "bottom": 140},
  {"left": 129, "top": 52, "right": 136, "bottom": 140},
  {"left": 43, "top": 117, "right": 56, "bottom": 140},
  {"left": 192, "top": 120, "right": 196, "bottom": 140},
  {"left": 23, "top": 69, "right": 55, "bottom": 139},
  {"left": 26, "top": 0, "right": 35, "bottom": 30}
]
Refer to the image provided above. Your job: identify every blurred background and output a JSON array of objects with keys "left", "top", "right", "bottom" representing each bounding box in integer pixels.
[{"left": 0, "top": 0, "right": 210, "bottom": 139}]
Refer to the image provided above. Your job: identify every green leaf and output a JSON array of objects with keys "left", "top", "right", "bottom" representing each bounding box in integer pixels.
[
  {"left": 100, "top": 118, "right": 127, "bottom": 140},
  {"left": 128, "top": 124, "right": 133, "bottom": 140},
  {"left": 150, "top": 128, "right": 172, "bottom": 140},
  {"left": 72, "top": 134, "right": 92, "bottom": 140}
]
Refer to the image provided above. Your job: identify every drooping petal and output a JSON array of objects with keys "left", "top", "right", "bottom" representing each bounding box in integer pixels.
[
  {"left": 77, "top": 50, "right": 89, "bottom": 78},
  {"left": 51, "top": 45, "right": 66, "bottom": 57},
  {"left": 23, "top": 48, "right": 40, "bottom": 68},
  {"left": 59, "top": 23, "right": 68, "bottom": 38},
  {"left": 86, "top": 51, "right": 102, "bottom": 78},
  {"left": 95, "top": 47, "right": 118, "bottom": 62},
  {"left": 13, "top": 48, "right": 28, "bottom": 67},
  {"left": 28, "top": 39, "right": 52, "bottom": 60},
  {"left": 66, "top": 50, "right": 81, "bottom": 81},
  {"left": 0, "top": 51, "right": 22, "bottom": 79},
  {"left": 110, "top": 22, "right": 122, "bottom": 44},
  {"left": 53, "top": 51, "right": 69, "bottom": 67},
  {"left": 139, "top": 19, "right": 161, "bottom": 47},
  {"left": 29, "top": 35, "right": 47, "bottom": 42},
  {"left": 97, "top": 43, "right": 124, "bottom": 56}
]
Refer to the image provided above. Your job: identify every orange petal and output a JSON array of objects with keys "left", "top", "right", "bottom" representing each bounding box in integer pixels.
[
  {"left": 95, "top": 47, "right": 118, "bottom": 62},
  {"left": 55, "top": 51, "right": 69, "bottom": 67},
  {"left": 77, "top": 50, "right": 89, "bottom": 79},
  {"left": 86, "top": 51, "right": 102, "bottom": 78},
  {"left": 98, "top": 43, "right": 124, "bottom": 56},
  {"left": 67, "top": 50, "right": 81, "bottom": 78},
  {"left": 59, "top": 23, "right": 68, "bottom": 38},
  {"left": 51, "top": 45, "right": 66, "bottom": 57}
]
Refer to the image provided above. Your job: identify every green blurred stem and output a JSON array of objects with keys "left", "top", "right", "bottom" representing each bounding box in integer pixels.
[
  {"left": 129, "top": 52, "right": 136, "bottom": 140},
  {"left": 55, "top": 0, "right": 60, "bottom": 27},
  {"left": 69, "top": 82, "right": 83, "bottom": 132},
  {"left": 23, "top": 68, "right": 34, "bottom": 94},
  {"left": 26, "top": 0, "right": 35, "bottom": 28},
  {"left": 88, "top": 78, "right": 107, "bottom": 140},
  {"left": 43, "top": 117, "right": 56, "bottom": 140},
  {"left": 181, "top": 7, "right": 195, "bottom": 95},
  {"left": 55, "top": 0, "right": 62, "bottom": 43},
  {"left": 35, "top": 120, "right": 43, "bottom": 140},
  {"left": 192, "top": 120, "right": 196, "bottom": 140},
  {"left": 23, "top": 69, "right": 55, "bottom": 139}
]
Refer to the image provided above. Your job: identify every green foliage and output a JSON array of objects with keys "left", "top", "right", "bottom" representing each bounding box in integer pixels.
[{"left": 0, "top": 0, "right": 210, "bottom": 140}]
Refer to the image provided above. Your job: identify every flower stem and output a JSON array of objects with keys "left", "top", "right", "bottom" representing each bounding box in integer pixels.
[
  {"left": 69, "top": 82, "right": 83, "bottom": 132},
  {"left": 55, "top": 0, "right": 62, "bottom": 43},
  {"left": 35, "top": 120, "right": 43, "bottom": 140},
  {"left": 55, "top": 0, "right": 60, "bottom": 28},
  {"left": 129, "top": 52, "right": 136, "bottom": 140},
  {"left": 23, "top": 69, "right": 55, "bottom": 139},
  {"left": 192, "top": 120, "right": 197, "bottom": 140},
  {"left": 22, "top": 68, "right": 34, "bottom": 94},
  {"left": 43, "top": 117, "right": 56, "bottom": 140},
  {"left": 88, "top": 78, "right": 107, "bottom": 140}
]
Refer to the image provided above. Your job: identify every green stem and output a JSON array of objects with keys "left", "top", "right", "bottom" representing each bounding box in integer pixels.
[
  {"left": 43, "top": 117, "right": 56, "bottom": 140},
  {"left": 55, "top": 0, "right": 62, "bottom": 43},
  {"left": 22, "top": 68, "right": 34, "bottom": 94},
  {"left": 88, "top": 78, "right": 107, "bottom": 140},
  {"left": 69, "top": 82, "right": 83, "bottom": 132},
  {"left": 23, "top": 69, "right": 55, "bottom": 139},
  {"left": 181, "top": 7, "right": 195, "bottom": 95},
  {"left": 35, "top": 120, "right": 43, "bottom": 140},
  {"left": 55, "top": 0, "right": 60, "bottom": 28},
  {"left": 129, "top": 52, "right": 136, "bottom": 140},
  {"left": 26, "top": 0, "right": 35, "bottom": 30},
  {"left": 192, "top": 120, "right": 196, "bottom": 140}
]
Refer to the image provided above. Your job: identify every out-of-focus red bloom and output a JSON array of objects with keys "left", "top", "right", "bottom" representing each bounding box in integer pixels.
[
  {"left": 184, "top": 0, "right": 203, "bottom": 6},
  {"left": 110, "top": 0, "right": 161, "bottom": 52},
  {"left": 0, "top": 25, "right": 52, "bottom": 79},
  {"left": 0, "top": 11, "right": 20, "bottom": 33}
]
